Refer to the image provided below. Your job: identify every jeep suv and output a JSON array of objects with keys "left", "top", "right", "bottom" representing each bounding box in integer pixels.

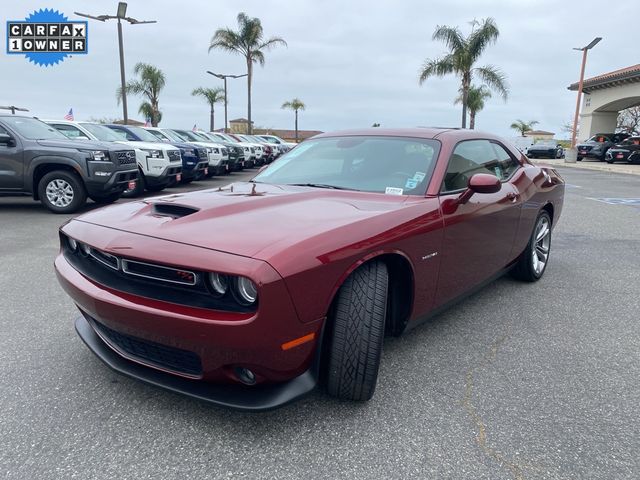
[{"left": 0, "top": 115, "right": 138, "bottom": 213}]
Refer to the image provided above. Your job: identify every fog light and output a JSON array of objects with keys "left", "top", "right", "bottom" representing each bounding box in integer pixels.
[{"left": 235, "top": 367, "right": 256, "bottom": 386}]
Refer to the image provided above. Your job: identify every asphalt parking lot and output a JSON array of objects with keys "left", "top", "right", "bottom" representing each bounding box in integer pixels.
[{"left": 1, "top": 167, "right": 639, "bottom": 479}]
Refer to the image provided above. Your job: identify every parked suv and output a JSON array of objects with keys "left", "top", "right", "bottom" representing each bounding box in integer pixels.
[
  {"left": 577, "top": 133, "right": 630, "bottom": 161},
  {"left": 0, "top": 115, "right": 138, "bottom": 213},
  {"left": 105, "top": 125, "right": 208, "bottom": 183},
  {"left": 45, "top": 120, "right": 182, "bottom": 197}
]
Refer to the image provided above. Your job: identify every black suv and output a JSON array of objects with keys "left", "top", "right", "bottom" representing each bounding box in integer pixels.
[
  {"left": 0, "top": 116, "right": 138, "bottom": 213},
  {"left": 577, "top": 133, "right": 630, "bottom": 162}
]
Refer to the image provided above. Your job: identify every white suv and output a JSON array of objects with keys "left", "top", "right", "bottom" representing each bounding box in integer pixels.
[
  {"left": 258, "top": 134, "right": 297, "bottom": 152},
  {"left": 151, "top": 128, "right": 227, "bottom": 176},
  {"left": 45, "top": 119, "right": 182, "bottom": 197}
]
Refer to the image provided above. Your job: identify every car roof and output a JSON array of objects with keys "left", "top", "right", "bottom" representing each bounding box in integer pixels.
[{"left": 313, "top": 127, "right": 505, "bottom": 142}]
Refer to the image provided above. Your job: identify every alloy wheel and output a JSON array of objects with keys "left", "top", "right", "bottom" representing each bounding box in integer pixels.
[
  {"left": 532, "top": 216, "right": 551, "bottom": 275},
  {"left": 45, "top": 179, "right": 74, "bottom": 208}
]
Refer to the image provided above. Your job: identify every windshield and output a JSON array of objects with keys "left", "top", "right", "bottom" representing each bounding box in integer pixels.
[
  {"left": 80, "top": 123, "right": 125, "bottom": 142},
  {"left": 253, "top": 136, "right": 440, "bottom": 195},
  {"left": 125, "top": 126, "right": 164, "bottom": 142},
  {"left": 620, "top": 137, "right": 640, "bottom": 146},
  {"left": 192, "top": 131, "right": 212, "bottom": 141},
  {"left": 215, "top": 133, "right": 238, "bottom": 143},
  {"left": 171, "top": 130, "right": 203, "bottom": 142},
  {"left": 157, "top": 129, "right": 184, "bottom": 142},
  {"left": 588, "top": 135, "right": 611, "bottom": 143},
  {"left": 2, "top": 117, "right": 67, "bottom": 140},
  {"left": 533, "top": 141, "right": 555, "bottom": 146},
  {"left": 260, "top": 136, "right": 280, "bottom": 144},
  {"left": 145, "top": 129, "right": 171, "bottom": 142}
]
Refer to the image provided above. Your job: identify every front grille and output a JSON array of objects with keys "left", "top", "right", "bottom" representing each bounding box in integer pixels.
[
  {"left": 197, "top": 148, "right": 208, "bottom": 160},
  {"left": 115, "top": 150, "right": 136, "bottom": 165},
  {"left": 90, "top": 317, "right": 203, "bottom": 377},
  {"left": 579, "top": 145, "right": 593, "bottom": 152},
  {"left": 122, "top": 258, "right": 197, "bottom": 285},
  {"left": 250, "top": 147, "right": 255, "bottom": 153},
  {"left": 167, "top": 150, "right": 181, "bottom": 162}
]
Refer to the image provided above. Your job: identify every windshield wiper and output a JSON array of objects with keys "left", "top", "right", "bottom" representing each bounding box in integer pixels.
[{"left": 288, "top": 183, "right": 357, "bottom": 191}]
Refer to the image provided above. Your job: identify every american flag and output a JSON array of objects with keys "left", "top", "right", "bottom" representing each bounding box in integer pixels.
[
  {"left": 192, "top": 124, "right": 197, "bottom": 132},
  {"left": 144, "top": 118, "right": 151, "bottom": 127},
  {"left": 64, "top": 108, "right": 74, "bottom": 121}
]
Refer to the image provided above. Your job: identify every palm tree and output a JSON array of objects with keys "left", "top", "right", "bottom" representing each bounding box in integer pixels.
[
  {"left": 116, "top": 62, "right": 165, "bottom": 127},
  {"left": 281, "top": 98, "right": 306, "bottom": 142},
  {"left": 418, "top": 18, "right": 508, "bottom": 128},
  {"left": 209, "top": 13, "right": 287, "bottom": 134},
  {"left": 455, "top": 85, "right": 492, "bottom": 129},
  {"left": 191, "top": 87, "right": 225, "bottom": 131},
  {"left": 510, "top": 119, "right": 539, "bottom": 136}
]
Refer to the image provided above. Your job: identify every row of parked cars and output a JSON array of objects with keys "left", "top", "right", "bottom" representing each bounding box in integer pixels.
[
  {"left": 575, "top": 132, "right": 640, "bottom": 164},
  {"left": 0, "top": 114, "right": 296, "bottom": 213}
]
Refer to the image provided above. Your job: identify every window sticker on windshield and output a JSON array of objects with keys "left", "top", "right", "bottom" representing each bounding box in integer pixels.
[
  {"left": 405, "top": 179, "right": 418, "bottom": 189},
  {"left": 385, "top": 187, "right": 404, "bottom": 195},
  {"left": 412, "top": 172, "right": 426, "bottom": 182}
]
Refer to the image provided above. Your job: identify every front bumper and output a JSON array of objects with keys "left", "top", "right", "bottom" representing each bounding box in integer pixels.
[
  {"left": 54, "top": 222, "right": 323, "bottom": 409},
  {"left": 85, "top": 165, "right": 138, "bottom": 196},
  {"left": 75, "top": 314, "right": 318, "bottom": 411}
]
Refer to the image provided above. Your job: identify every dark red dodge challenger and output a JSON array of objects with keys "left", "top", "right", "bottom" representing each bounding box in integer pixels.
[{"left": 55, "top": 128, "right": 564, "bottom": 410}]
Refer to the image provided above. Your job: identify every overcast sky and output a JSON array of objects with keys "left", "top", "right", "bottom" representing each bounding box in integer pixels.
[{"left": 1, "top": 0, "right": 637, "bottom": 138}]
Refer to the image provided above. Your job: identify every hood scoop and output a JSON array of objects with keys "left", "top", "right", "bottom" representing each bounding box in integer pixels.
[{"left": 150, "top": 203, "right": 200, "bottom": 219}]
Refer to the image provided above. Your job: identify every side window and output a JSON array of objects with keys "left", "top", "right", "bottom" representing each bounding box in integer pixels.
[
  {"left": 442, "top": 140, "right": 501, "bottom": 192},
  {"left": 51, "top": 124, "right": 90, "bottom": 140},
  {"left": 491, "top": 142, "right": 520, "bottom": 180}
]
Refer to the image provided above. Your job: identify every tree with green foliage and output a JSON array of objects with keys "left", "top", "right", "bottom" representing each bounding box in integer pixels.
[
  {"left": 510, "top": 119, "right": 539, "bottom": 136},
  {"left": 455, "top": 85, "right": 492, "bottom": 129},
  {"left": 209, "top": 13, "right": 287, "bottom": 134},
  {"left": 191, "top": 87, "right": 225, "bottom": 131},
  {"left": 116, "top": 62, "right": 165, "bottom": 126},
  {"left": 281, "top": 98, "right": 306, "bottom": 142},
  {"left": 419, "top": 18, "right": 508, "bottom": 128}
]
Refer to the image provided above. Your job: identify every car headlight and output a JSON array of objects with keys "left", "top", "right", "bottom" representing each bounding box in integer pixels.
[
  {"left": 208, "top": 272, "right": 228, "bottom": 296},
  {"left": 67, "top": 237, "right": 78, "bottom": 251},
  {"left": 234, "top": 277, "right": 258, "bottom": 305},
  {"left": 80, "top": 149, "right": 109, "bottom": 161},
  {"left": 183, "top": 148, "right": 194, "bottom": 156},
  {"left": 244, "top": 147, "right": 249, "bottom": 152},
  {"left": 212, "top": 148, "right": 220, "bottom": 154},
  {"left": 206, "top": 147, "right": 213, "bottom": 153},
  {"left": 141, "top": 149, "right": 163, "bottom": 158}
]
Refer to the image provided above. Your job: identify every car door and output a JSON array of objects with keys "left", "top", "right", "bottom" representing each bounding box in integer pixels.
[
  {"left": 0, "top": 124, "right": 24, "bottom": 191},
  {"left": 434, "top": 139, "right": 523, "bottom": 307}
]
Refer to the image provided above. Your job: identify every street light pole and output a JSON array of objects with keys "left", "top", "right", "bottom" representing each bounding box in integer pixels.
[
  {"left": 75, "top": 2, "right": 156, "bottom": 126},
  {"left": 206, "top": 71, "right": 247, "bottom": 132},
  {"left": 571, "top": 37, "right": 602, "bottom": 148},
  {"left": 116, "top": 17, "right": 128, "bottom": 124}
]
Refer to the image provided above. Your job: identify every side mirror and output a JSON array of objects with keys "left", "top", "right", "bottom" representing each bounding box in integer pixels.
[
  {"left": 0, "top": 133, "right": 14, "bottom": 146},
  {"left": 458, "top": 173, "right": 501, "bottom": 204}
]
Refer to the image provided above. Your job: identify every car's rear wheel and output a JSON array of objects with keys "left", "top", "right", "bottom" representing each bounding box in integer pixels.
[
  {"left": 325, "top": 261, "right": 388, "bottom": 401},
  {"left": 511, "top": 210, "right": 552, "bottom": 282},
  {"left": 38, "top": 170, "right": 86, "bottom": 214}
]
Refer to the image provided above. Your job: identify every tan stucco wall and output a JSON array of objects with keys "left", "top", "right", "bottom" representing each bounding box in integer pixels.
[{"left": 579, "top": 82, "right": 640, "bottom": 141}]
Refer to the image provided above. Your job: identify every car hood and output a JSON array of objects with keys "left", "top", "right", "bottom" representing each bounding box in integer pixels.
[
  {"left": 115, "top": 140, "right": 177, "bottom": 151},
  {"left": 74, "top": 182, "right": 410, "bottom": 260},
  {"left": 36, "top": 138, "right": 126, "bottom": 151}
]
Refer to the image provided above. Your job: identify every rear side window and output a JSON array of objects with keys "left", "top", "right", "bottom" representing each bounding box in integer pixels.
[{"left": 441, "top": 139, "right": 520, "bottom": 192}]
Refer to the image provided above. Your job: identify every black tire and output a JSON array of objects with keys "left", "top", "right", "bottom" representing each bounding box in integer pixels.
[
  {"left": 37, "top": 170, "right": 86, "bottom": 214},
  {"left": 326, "top": 261, "right": 388, "bottom": 401},
  {"left": 90, "top": 192, "right": 121, "bottom": 205},
  {"left": 181, "top": 177, "right": 194, "bottom": 184},
  {"left": 121, "top": 172, "right": 145, "bottom": 198},
  {"left": 510, "top": 210, "right": 552, "bottom": 282}
]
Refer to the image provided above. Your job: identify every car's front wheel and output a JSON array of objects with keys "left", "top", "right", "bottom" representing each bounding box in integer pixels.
[
  {"left": 325, "top": 261, "right": 388, "bottom": 401},
  {"left": 38, "top": 170, "right": 87, "bottom": 214},
  {"left": 511, "top": 210, "right": 552, "bottom": 282}
]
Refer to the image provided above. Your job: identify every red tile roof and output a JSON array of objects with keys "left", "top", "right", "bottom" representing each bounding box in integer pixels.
[{"left": 568, "top": 64, "right": 640, "bottom": 91}]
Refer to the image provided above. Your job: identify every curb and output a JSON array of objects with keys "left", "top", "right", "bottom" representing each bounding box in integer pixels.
[{"left": 531, "top": 159, "right": 640, "bottom": 176}]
